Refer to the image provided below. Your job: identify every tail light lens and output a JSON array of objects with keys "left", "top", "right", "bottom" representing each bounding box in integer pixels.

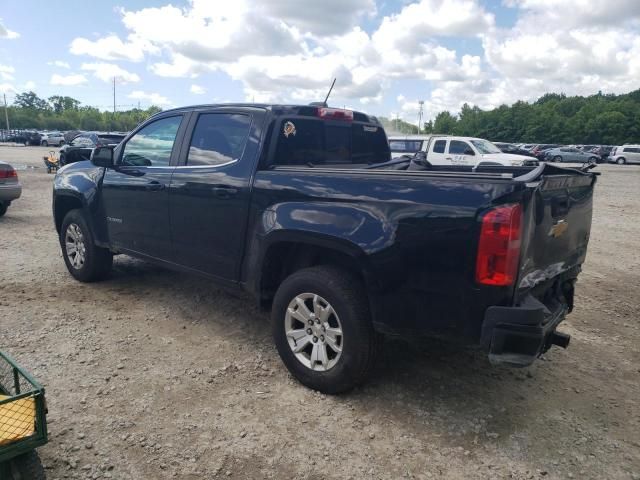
[
  {"left": 0, "top": 168, "right": 17, "bottom": 179},
  {"left": 316, "top": 107, "right": 353, "bottom": 121},
  {"left": 476, "top": 204, "right": 522, "bottom": 286}
]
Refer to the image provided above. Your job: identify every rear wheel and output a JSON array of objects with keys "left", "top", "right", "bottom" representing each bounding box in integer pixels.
[
  {"left": 1, "top": 451, "right": 46, "bottom": 480},
  {"left": 271, "top": 266, "right": 381, "bottom": 394},
  {"left": 0, "top": 202, "right": 7, "bottom": 217},
  {"left": 588, "top": 156, "right": 598, "bottom": 163},
  {"left": 41, "top": 140, "right": 48, "bottom": 147},
  {"left": 553, "top": 155, "right": 562, "bottom": 162},
  {"left": 617, "top": 157, "right": 626, "bottom": 164},
  {"left": 60, "top": 209, "right": 112, "bottom": 282}
]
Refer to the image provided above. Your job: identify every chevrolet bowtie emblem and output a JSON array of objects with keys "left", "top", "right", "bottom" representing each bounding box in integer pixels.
[{"left": 549, "top": 220, "right": 568, "bottom": 238}]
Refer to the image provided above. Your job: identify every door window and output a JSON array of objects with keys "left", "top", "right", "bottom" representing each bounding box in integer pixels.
[
  {"left": 432, "top": 140, "right": 446, "bottom": 153},
  {"left": 187, "top": 113, "right": 251, "bottom": 166},
  {"left": 449, "top": 140, "right": 473, "bottom": 155},
  {"left": 121, "top": 116, "right": 182, "bottom": 167}
]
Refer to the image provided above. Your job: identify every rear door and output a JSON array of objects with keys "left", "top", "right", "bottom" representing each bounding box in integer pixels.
[
  {"left": 168, "top": 107, "right": 265, "bottom": 281},
  {"left": 428, "top": 138, "right": 448, "bottom": 164},
  {"left": 101, "top": 114, "right": 187, "bottom": 260}
]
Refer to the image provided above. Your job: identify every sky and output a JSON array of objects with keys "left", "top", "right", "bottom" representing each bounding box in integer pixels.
[{"left": 1, "top": 0, "right": 640, "bottom": 123}]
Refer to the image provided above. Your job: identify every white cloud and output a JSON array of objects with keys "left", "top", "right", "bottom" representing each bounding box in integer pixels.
[
  {"left": 0, "top": 65, "right": 15, "bottom": 81},
  {"left": 70, "top": 34, "right": 158, "bottom": 62},
  {"left": 48, "top": 60, "right": 71, "bottom": 69},
  {"left": 128, "top": 90, "right": 172, "bottom": 106},
  {"left": 24, "top": 81, "right": 36, "bottom": 90},
  {"left": 81, "top": 63, "right": 140, "bottom": 83},
  {"left": 50, "top": 74, "right": 88, "bottom": 86},
  {"left": 190, "top": 84, "right": 206, "bottom": 95},
  {"left": 0, "top": 83, "right": 16, "bottom": 94},
  {"left": 0, "top": 20, "right": 19, "bottom": 39}
]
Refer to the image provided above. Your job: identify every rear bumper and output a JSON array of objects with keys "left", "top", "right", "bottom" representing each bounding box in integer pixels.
[
  {"left": 481, "top": 295, "right": 570, "bottom": 367},
  {"left": 0, "top": 183, "right": 22, "bottom": 202}
]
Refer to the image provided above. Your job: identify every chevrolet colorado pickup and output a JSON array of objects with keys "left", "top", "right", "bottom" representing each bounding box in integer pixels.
[{"left": 52, "top": 104, "right": 597, "bottom": 393}]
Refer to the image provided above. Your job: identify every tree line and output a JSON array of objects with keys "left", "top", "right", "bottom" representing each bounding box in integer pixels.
[
  {"left": 380, "top": 88, "right": 640, "bottom": 145},
  {"left": 4, "top": 88, "right": 640, "bottom": 144},
  {"left": 3, "top": 91, "right": 161, "bottom": 132}
]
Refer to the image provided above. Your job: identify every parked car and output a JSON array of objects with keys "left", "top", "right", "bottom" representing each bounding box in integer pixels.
[
  {"left": 420, "top": 136, "right": 538, "bottom": 166},
  {"left": 608, "top": 145, "right": 640, "bottom": 164},
  {"left": 59, "top": 132, "right": 126, "bottom": 166},
  {"left": 494, "top": 142, "right": 537, "bottom": 157},
  {"left": 544, "top": 147, "right": 599, "bottom": 163},
  {"left": 590, "top": 145, "right": 613, "bottom": 163},
  {"left": 0, "top": 161, "right": 21, "bottom": 217},
  {"left": 4, "top": 130, "right": 41, "bottom": 146},
  {"left": 530, "top": 144, "right": 559, "bottom": 160},
  {"left": 53, "top": 103, "right": 597, "bottom": 393},
  {"left": 39, "top": 131, "right": 66, "bottom": 147}
]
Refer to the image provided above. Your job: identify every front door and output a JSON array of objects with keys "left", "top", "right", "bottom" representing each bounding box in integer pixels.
[
  {"left": 101, "top": 115, "right": 185, "bottom": 261},
  {"left": 169, "top": 109, "right": 263, "bottom": 281},
  {"left": 448, "top": 139, "right": 475, "bottom": 165}
]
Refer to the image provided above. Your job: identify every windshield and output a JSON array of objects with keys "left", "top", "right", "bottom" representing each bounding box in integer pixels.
[
  {"left": 388, "top": 139, "right": 423, "bottom": 153},
  {"left": 470, "top": 139, "right": 502, "bottom": 154}
]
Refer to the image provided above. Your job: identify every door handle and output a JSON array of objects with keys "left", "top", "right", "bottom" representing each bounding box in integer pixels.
[
  {"left": 211, "top": 186, "right": 238, "bottom": 198},
  {"left": 146, "top": 181, "right": 165, "bottom": 191},
  {"left": 445, "top": 157, "right": 453, "bottom": 160}
]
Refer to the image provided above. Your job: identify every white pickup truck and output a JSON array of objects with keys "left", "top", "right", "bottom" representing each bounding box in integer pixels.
[{"left": 388, "top": 135, "right": 538, "bottom": 167}]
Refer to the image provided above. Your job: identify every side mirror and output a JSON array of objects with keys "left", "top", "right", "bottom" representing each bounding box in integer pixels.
[{"left": 91, "top": 146, "right": 115, "bottom": 168}]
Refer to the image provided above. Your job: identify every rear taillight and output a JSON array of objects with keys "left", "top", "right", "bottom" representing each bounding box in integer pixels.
[
  {"left": 476, "top": 204, "right": 522, "bottom": 286},
  {"left": 0, "top": 169, "right": 17, "bottom": 179},
  {"left": 316, "top": 107, "right": 354, "bottom": 121}
]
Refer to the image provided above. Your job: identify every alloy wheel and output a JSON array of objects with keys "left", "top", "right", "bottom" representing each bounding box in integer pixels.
[{"left": 65, "top": 223, "right": 87, "bottom": 269}]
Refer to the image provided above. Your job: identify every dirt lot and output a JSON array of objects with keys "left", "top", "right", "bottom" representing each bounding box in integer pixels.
[{"left": 0, "top": 145, "right": 638, "bottom": 480}]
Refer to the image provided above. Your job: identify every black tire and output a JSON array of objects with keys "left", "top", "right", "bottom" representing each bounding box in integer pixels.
[
  {"left": 4, "top": 451, "right": 46, "bottom": 480},
  {"left": 59, "top": 154, "right": 65, "bottom": 166},
  {"left": 41, "top": 140, "right": 48, "bottom": 147},
  {"left": 553, "top": 155, "right": 562, "bottom": 163},
  {"left": 60, "top": 209, "right": 112, "bottom": 282},
  {"left": 588, "top": 157, "right": 598, "bottom": 163},
  {"left": 271, "top": 265, "right": 382, "bottom": 394},
  {"left": 0, "top": 203, "right": 7, "bottom": 217},
  {"left": 59, "top": 140, "right": 65, "bottom": 146},
  {"left": 617, "top": 157, "right": 626, "bottom": 164}
]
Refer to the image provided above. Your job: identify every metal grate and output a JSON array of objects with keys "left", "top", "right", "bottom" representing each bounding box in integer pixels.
[{"left": 0, "top": 395, "right": 36, "bottom": 446}]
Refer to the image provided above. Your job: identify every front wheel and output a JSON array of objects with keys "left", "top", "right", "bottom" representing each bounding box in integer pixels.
[
  {"left": 617, "top": 157, "right": 626, "bottom": 164},
  {"left": 271, "top": 266, "right": 381, "bottom": 394},
  {"left": 0, "top": 202, "right": 7, "bottom": 217},
  {"left": 588, "top": 156, "right": 598, "bottom": 163},
  {"left": 553, "top": 155, "right": 562, "bottom": 163},
  {"left": 41, "top": 140, "right": 48, "bottom": 147},
  {"left": 60, "top": 209, "right": 113, "bottom": 282},
  {"left": 0, "top": 451, "right": 46, "bottom": 480}
]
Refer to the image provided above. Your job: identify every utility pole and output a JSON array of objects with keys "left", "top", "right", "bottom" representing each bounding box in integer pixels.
[
  {"left": 3, "top": 93, "right": 9, "bottom": 131},
  {"left": 113, "top": 77, "right": 116, "bottom": 114},
  {"left": 417, "top": 100, "right": 424, "bottom": 135},
  {"left": 395, "top": 113, "right": 399, "bottom": 132}
]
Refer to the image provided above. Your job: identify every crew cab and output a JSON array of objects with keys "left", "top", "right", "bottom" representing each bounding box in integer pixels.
[{"left": 52, "top": 104, "right": 597, "bottom": 393}]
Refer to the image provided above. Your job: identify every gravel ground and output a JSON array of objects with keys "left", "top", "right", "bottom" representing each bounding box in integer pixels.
[{"left": 0, "top": 146, "right": 639, "bottom": 480}]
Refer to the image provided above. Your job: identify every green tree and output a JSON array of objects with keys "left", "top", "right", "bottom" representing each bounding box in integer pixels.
[
  {"left": 48, "top": 96, "right": 80, "bottom": 114},
  {"left": 433, "top": 111, "right": 457, "bottom": 134},
  {"left": 14, "top": 91, "right": 50, "bottom": 111}
]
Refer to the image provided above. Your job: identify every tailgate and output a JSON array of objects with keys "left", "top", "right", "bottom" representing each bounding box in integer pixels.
[{"left": 517, "top": 167, "right": 597, "bottom": 296}]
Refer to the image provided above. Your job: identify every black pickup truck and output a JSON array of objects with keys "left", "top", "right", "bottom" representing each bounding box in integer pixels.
[{"left": 52, "top": 104, "right": 597, "bottom": 393}]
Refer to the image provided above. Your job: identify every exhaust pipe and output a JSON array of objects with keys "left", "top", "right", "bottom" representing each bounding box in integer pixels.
[{"left": 549, "top": 331, "right": 571, "bottom": 349}]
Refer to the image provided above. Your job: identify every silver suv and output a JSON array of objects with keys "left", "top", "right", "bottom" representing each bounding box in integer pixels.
[{"left": 608, "top": 145, "right": 640, "bottom": 164}]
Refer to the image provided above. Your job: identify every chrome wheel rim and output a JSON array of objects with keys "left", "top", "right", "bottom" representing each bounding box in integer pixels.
[
  {"left": 285, "top": 293, "right": 343, "bottom": 372},
  {"left": 65, "top": 223, "right": 86, "bottom": 269}
]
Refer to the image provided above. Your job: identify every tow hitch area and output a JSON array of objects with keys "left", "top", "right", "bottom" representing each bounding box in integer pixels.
[
  {"left": 547, "top": 330, "right": 571, "bottom": 349},
  {"left": 482, "top": 295, "right": 571, "bottom": 367}
]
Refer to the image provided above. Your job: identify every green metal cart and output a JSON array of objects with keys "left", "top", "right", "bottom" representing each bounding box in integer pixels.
[{"left": 0, "top": 350, "right": 48, "bottom": 480}]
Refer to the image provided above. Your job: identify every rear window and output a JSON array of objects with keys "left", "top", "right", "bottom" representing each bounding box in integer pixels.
[
  {"left": 623, "top": 147, "right": 640, "bottom": 153},
  {"left": 272, "top": 118, "right": 390, "bottom": 167},
  {"left": 388, "top": 140, "right": 423, "bottom": 153}
]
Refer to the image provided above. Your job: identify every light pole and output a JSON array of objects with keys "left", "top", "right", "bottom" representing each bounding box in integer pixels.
[{"left": 417, "top": 100, "right": 424, "bottom": 135}]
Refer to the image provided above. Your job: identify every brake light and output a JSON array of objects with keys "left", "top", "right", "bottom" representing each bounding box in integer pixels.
[
  {"left": 316, "top": 107, "right": 353, "bottom": 121},
  {"left": 476, "top": 204, "right": 522, "bottom": 286},
  {"left": 0, "top": 169, "right": 17, "bottom": 179}
]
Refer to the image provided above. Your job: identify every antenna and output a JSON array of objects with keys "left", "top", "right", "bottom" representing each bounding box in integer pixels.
[{"left": 323, "top": 78, "right": 336, "bottom": 106}]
